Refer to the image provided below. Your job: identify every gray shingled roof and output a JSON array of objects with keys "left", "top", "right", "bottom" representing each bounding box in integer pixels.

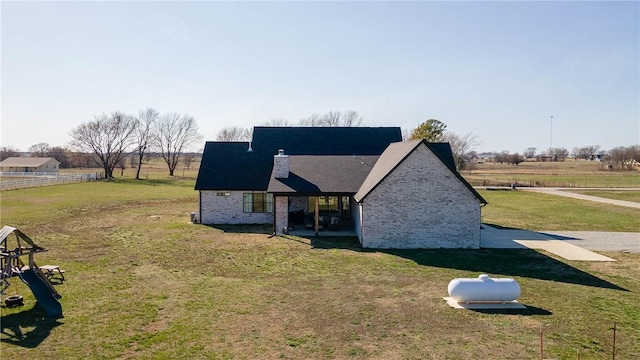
[
  {"left": 0, "top": 157, "right": 60, "bottom": 167},
  {"left": 354, "top": 140, "right": 487, "bottom": 204},
  {"left": 195, "top": 127, "right": 402, "bottom": 191},
  {"left": 267, "top": 155, "right": 380, "bottom": 195}
]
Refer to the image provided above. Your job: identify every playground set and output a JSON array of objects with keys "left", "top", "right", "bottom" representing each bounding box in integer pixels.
[{"left": 0, "top": 225, "right": 64, "bottom": 318}]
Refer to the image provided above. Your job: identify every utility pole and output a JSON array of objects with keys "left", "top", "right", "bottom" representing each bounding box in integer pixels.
[{"left": 549, "top": 115, "right": 553, "bottom": 153}]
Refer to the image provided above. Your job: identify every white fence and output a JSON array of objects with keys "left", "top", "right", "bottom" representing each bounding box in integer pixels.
[{"left": 0, "top": 172, "right": 102, "bottom": 191}]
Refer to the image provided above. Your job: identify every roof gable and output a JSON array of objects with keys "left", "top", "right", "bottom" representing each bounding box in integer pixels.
[
  {"left": 354, "top": 140, "right": 486, "bottom": 204},
  {"left": 194, "top": 142, "right": 272, "bottom": 190}
]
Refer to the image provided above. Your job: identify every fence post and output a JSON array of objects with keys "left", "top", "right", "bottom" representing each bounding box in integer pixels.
[
  {"left": 612, "top": 322, "right": 616, "bottom": 360},
  {"left": 540, "top": 324, "right": 543, "bottom": 360}
]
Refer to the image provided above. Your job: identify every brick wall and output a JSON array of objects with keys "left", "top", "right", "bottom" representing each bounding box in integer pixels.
[
  {"left": 360, "top": 144, "right": 481, "bottom": 249},
  {"left": 275, "top": 196, "right": 289, "bottom": 234},
  {"left": 200, "top": 191, "right": 272, "bottom": 225}
]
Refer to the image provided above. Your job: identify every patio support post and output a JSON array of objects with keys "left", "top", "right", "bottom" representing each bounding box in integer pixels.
[
  {"left": 315, "top": 196, "right": 319, "bottom": 236},
  {"left": 274, "top": 196, "right": 289, "bottom": 235}
]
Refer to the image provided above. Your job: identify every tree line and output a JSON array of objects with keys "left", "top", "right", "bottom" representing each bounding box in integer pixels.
[
  {"left": 479, "top": 145, "right": 640, "bottom": 170},
  {"left": 3, "top": 111, "right": 638, "bottom": 175},
  {"left": 215, "top": 110, "right": 364, "bottom": 141},
  {"left": 70, "top": 109, "right": 202, "bottom": 178},
  {"left": 0, "top": 108, "right": 202, "bottom": 179}
]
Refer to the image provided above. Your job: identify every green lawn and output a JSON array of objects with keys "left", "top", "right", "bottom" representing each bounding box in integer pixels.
[
  {"left": 1, "top": 179, "right": 639, "bottom": 359},
  {"left": 480, "top": 190, "right": 640, "bottom": 232}
]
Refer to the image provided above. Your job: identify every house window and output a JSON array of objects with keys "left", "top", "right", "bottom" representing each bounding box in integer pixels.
[
  {"left": 308, "top": 196, "right": 339, "bottom": 213},
  {"left": 217, "top": 192, "right": 231, "bottom": 196},
  {"left": 243, "top": 193, "right": 273, "bottom": 213}
]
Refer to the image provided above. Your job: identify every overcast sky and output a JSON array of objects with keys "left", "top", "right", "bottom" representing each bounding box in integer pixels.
[{"left": 2, "top": 1, "right": 638, "bottom": 153}]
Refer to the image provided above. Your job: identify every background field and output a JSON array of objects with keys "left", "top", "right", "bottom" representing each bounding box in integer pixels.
[
  {"left": 1, "top": 168, "right": 639, "bottom": 359},
  {"left": 465, "top": 160, "right": 640, "bottom": 188}
]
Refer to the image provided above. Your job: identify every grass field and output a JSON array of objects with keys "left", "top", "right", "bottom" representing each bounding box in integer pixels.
[
  {"left": 464, "top": 160, "right": 640, "bottom": 188},
  {"left": 1, "top": 174, "right": 639, "bottom": 359}
]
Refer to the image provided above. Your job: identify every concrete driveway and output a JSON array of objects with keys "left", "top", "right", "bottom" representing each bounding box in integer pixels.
[
  {"left": 480, "top": 186, "right": 639, "bottom": 259},
  {"left": 481, "top": 224, "right": 640, "bottom": 260}
]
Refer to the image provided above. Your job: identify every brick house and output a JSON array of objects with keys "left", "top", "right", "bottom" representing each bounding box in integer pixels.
[{"left": 195, "top": 127, "right": 486, "bottom": 249}]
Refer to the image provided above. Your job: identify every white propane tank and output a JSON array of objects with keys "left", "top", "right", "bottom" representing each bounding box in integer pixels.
[{"left": 447, "top": 274, "right": 521, "bottom": 302}]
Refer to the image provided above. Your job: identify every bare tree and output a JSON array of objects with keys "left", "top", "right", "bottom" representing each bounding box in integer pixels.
[
  {"left": 299, "top": 110, "right": 364, "bottom": 127},
  {"left": 67, "top": 152, "right": 96, "bottom": 168},
  {"left": 298, "top": 113, "right": 323, "bottom": 127},
  {"left": 27, "top": 143, "right": 72, "bottom": 167},
  {"left": 48, "top": 146, "right": 72, "bottom": 168},
  {"left": 70, "top": 112, "right": 137, "bottom": 178},
  {"left": 509, "top": 153, "right": 525, "bottom": 165},
  {"left": 572, "top": 145, "right": 601, "bottom": 160},
  {"left": 494, "top": 151, "right": 511, "bottom": 164},
  {"left": 154, "top": 113, "right": 202, "bottom": 176},
  {"left": 28, "top": 142, "right": 51, "bottom": 156},
  {"left": 442, "top": 132, "right": 479, "bottom": 170},
  {"left": 401, "top": 128, "right": 412, "bottom": 141},
  {"left": 263, "top": 118, "right": 292, "bottom": 127},
  {"left": 129, "top": 154, "right": 138, "bottom": 169},
  {"left": 607, "top": 145, "right": 640, "bottom": 170},
  {"left": 548, "top": 147, "right": 569, "bottom": 161},
  {"left": 321, "top": 111, "right": 342, "bottom": 127},
  {"left": 523, "top": 147, "right": 536, "bottom": 159},
  {"left": 340, "top": 110, "right": 364, "bottom": 127},
  {"left": 181, "top": 152, "right": 199, "bottom": 172},
  {"left": 263, "top": 111, "right": 364, "bottom": 128},
  {"left": 216, "top": 126, "right": 251, "bottom": 141},
  {"left": 134, "top": 108, "right": 158, "bottom": 179},
  {"left": 0, "top": 146, "right": 21, "bottom": 161}
]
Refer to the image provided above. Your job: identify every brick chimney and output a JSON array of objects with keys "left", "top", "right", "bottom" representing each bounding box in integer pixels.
[{"left": 274, "top": 149, "right": 289, "bottom": 178}]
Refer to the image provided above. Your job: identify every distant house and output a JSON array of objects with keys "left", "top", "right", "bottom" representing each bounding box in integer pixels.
[
  {"left": 195, "top": 127, "right": 486, "bottom": 249},
  {"left": 0, "top": 157, "right": 61, "bottom": 174}
]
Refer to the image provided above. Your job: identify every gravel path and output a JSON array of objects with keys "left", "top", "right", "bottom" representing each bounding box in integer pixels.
[{"left": 520, "top": 187, "right": 640, "bottom": 209}]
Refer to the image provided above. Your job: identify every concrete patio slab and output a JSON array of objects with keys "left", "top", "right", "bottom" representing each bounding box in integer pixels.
[
  {"left": 513, "top": 240, "right": 616, "bottom": 261},
  {"left": 443, "top": 297, "right": 526, "bottom": 310},
  {"left": 480, "top": 224, "right": 639, "bottom": 259}
]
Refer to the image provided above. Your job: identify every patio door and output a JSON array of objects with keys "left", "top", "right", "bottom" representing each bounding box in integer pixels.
[{"left": 340, "top": 196, "right": 351, "bottom": 220}]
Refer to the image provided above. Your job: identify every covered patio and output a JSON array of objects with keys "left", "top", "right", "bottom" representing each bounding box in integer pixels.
[
  {"left": 275, "top": 195, "right": 358, "bottom": 237},
  {"left": 267, "top": 152, "right": 376, "bottom": 237}
]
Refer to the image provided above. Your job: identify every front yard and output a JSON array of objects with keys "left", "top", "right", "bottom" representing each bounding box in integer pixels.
[{"left": 1, "top": 180, "right": 638, "bottom": 359}]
